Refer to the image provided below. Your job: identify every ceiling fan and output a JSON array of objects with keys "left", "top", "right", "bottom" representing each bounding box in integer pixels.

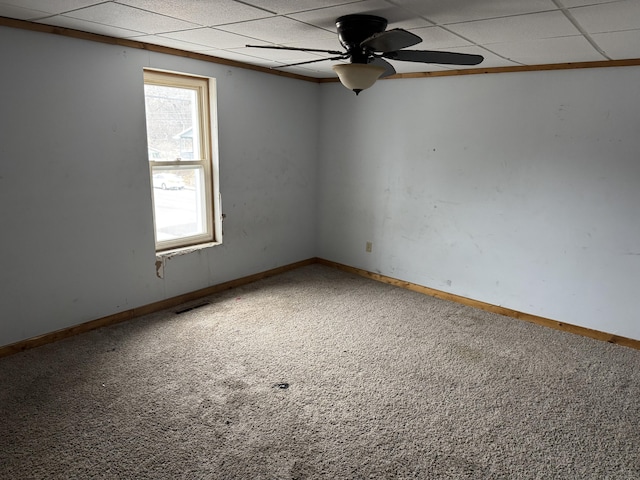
[{"left": 247, "top": 14, "right": 484, "bottom": 95}]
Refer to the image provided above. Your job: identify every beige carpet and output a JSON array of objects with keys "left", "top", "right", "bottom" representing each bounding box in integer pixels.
[{"left": 1, "top": 264, "right": 639, "bottom": 479}]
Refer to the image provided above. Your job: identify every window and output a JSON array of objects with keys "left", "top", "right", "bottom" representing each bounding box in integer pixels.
[{"left": 143, "top": 70, "right": 219, "bottom": 251}]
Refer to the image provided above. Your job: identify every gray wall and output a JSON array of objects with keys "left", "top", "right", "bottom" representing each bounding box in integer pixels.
[
  {"left": 318, "top": 67, "right": 640, "bottom": 340},
  {"left": 0, "top": 27, "right": 319, "bottom": 346},
  {"left": 2, "top": 25, "right": 639, "bottom": 347}
]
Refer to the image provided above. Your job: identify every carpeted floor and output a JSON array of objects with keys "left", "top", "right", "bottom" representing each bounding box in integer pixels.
[{"left": 1, "top": 264, "right": 639, "bottom": 479}]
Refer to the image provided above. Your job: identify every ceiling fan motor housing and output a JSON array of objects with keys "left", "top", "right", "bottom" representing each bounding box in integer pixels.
[{"left": 335, "top": 14, "right": 387, "bottom": 64}]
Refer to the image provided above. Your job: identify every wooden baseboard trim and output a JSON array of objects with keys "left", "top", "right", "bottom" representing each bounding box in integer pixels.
[
  {"left": 3, "top": 257, "right": 637, "bottom": 357},
  {"left": 317, "top": 258, "right": 640, "bottom": 350},
  {"left": 0, "top": 258, "right": 317, "bottom": 358}
]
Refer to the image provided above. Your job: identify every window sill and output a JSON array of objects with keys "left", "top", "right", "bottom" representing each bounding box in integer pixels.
[
  {"left": 157, "top": 241, "right": 221, "bottom": 259},
  {"left": 155, "top": 241, "right": 221, "bottom": 278}
]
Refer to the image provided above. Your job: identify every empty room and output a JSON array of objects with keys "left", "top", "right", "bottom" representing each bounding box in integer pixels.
[{"left": 1, "top": 0, "right": 639, "bottom": 478}]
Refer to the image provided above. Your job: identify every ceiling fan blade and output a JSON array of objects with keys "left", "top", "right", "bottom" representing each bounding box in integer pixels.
[
  {"left": 246, "top": 44, "right": 345, "bottom": 56},
  {"left": 361, "top": 29, "right": 421, "bottom": 52},
  {"left": 383, "top": 50, "right": 484, "bottom": 66},
  {"left": 273, "top": 55, "right": 347, "bottom": 69},
  {"left": 369, "top": 57, "right": 396, "bottom": 78}
]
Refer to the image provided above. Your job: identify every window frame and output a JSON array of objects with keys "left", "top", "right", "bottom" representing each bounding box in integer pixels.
[{"left": 143, "top": 69, "right": 220, "bottom": 252}]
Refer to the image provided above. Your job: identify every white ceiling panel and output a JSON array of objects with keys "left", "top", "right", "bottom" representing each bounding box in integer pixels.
[
  {"left": 65, "top": 2, "right": 199, "bottom": 34},
  {"left": 488, "top": 36, "right": 604, "bottom": 64},
  {"left": 392, "top": 0, "right": 557, "bottom": 25},
  {"left": 241, "top": 0, "right": 364, "bottom": 15},
  {"left": 283, "top": 64, "right": 336, "bottom": 77},
  {"left": 409, "top": 26, "right": 474, "bottom": 49},
  {"left": 447, "top": 11, "right": 581, "bottom": 45},
  {"left": 592, "top": 29, "right": 640, "bottom": 59},
  {"left": 0, "top": 0, "right": 104, "bottom": 15},
  {"left": 279, "top": 36, "right": 344, "bottom": 52},
  {"left": 128, "top": 34, "right": 216, "bottom": 51},
  {"left": 0, "top": 4, "right": 50, "bottom": 20},
  {"left": 1, "top": 0, "right": 638, "bottom": 79},
  {"left": 435, "top": 45, "right": 519, "bottom": 69},
  {"left": 288, "top": 0, "right": 426, "bottom": 30},
  {"left": 217, "top": 15, "right": 336, "bottom": 44},
  {"left": 229, "top": 46, "right": 328, "bottom": 63},
  {"left": 195, "top": 48, "right": 282, "bottom": 67},
  {"left": 116, "top": 0, "right": 273, "bottom": 27},
  {"left": 160, "top": 27, "right": 263, "bottom": 49},
  {"left": 569, "top": 0, "right": 640, "bottom": 33},
  {"left": 36, "top": 15, "right": 145, "bottom": 37},
  {"left": 560, "top": 0, "right": 622, "bottom": 7}
]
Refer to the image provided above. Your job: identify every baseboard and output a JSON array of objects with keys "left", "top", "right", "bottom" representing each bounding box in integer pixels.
[
  {"left": 317, "top": 258, "right": 640, "bottom": 351},
  {"left": 3, "top": 256, "right": 638, "bottom": 357},
  {"left": 0, "top": 258, "right": 316, "bottom": 358}
]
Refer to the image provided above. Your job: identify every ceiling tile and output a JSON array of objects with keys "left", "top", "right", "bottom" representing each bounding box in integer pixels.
[
  {"left": 217, "top": 16, "right": 336, "bottom": 45},
  {"left": 434, "top": 45, "right": 519, "bottom": 69},
  {"left": 128, "top": 34, "right": 214, "bottom": 51},
  {"left": 36, "top": 15, "right": 146, "bottom": 37},
  {"left": 591, "top": 29, "right": 640, "bottom": 59},
  {"left": 0, "top": 0, "right": 636, "bottom": 79},
  {"left": 279, "top": 58, "right": 338, "bottom": 72},
  {"left": 161, "top": 27, "right": 263, "bottom": 49},
  {"left": 0, "top": 0, "right": 104, "bottom": 15},
  {"left": 0, "top": 4, "right": 50, "bottom": 19},
  {"left": 487, "top": 36, "right": 604, "bottom": 64},
  {"left": 392, "top": 0, "right": 558, "bottom": 24},
  {"left": 194, "top": 48, "right": 282, "bottom": 67},
  {"left": 204, "top": 53, "right": 335, "bottom": 76},
  {"left": 279, "top": 36, "right": 345, "bottom": 52},
  {"left": 447, "top": 11, "right": 580, "bottom": 44},
  {"left": 288, "top": 0, "right": 428, "bottom": 30},
  {"left": 285, "top": 64, "right": 336, "bottom": 77},
  {"left": 569, "top": 0, "right": 640, "bottom": 33},
  {"left": 225, "top": 46, "right": 329, "bottom": 63},
  {"left": 116, "top": 0, "right": 273, "bottom": 27},
  {"left": 241, "top": 0, "right": 362, "bottom": 15},
  {"left": 408, "top": 26, "right": 473, "bottom": 49},
  {"left": 65, "top": 2, "right": 199, "bottom": 34},
  {"left": 560, "top": 0, "right": 621, "bottom": 7}
]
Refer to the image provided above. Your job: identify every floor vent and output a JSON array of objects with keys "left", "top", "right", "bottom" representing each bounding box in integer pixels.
[{"left": 175, "top": 302, "right": 210, "bottom": 315}]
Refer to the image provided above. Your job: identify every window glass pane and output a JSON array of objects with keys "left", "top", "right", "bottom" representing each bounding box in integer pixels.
[
  {"left": 152, "top": 166, "right": 207, "bottom": 242},
  {"left": 144, "top": 84, "right": 201, "bottom": 161}
]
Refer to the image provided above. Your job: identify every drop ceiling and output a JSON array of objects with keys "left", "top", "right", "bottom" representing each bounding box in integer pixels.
[{"left": 1, "top": 0, "right": 639, "bottom": 79}]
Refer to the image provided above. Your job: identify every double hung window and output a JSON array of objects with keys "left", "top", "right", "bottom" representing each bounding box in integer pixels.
[{"left": 143, "top": 70, "right": 218, "bottom": 251}]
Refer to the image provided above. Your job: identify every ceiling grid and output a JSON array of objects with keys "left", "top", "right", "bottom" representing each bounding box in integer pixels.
[{"left": 0, "top": 0, "right": 638, "bottom": 78}]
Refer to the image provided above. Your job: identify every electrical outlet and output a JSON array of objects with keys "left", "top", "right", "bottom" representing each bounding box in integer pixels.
[{"left": 366, "top": 241, "right": 372, "bottom": 253}]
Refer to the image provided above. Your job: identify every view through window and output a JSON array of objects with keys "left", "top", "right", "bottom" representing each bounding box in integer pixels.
[{"left": 143, "top": 70, "right": 216, "bottom": 251}]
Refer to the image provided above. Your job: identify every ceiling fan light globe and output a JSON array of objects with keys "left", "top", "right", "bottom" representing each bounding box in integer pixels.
[{"left": 332, "top": 64, "right": 386, "bottom": 93}]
